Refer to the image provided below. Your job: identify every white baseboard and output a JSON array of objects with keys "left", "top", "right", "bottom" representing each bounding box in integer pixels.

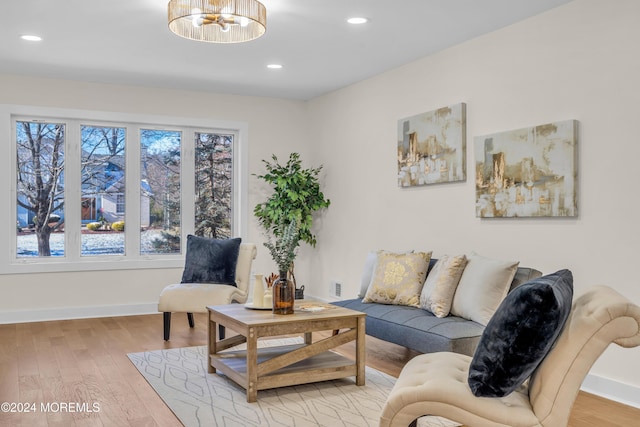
[
  {"left": 0, "top": 302, "right": 159, "bottom": 324},
  {"left": 581, "top": 374, "right": 640, "bottom": 409}
]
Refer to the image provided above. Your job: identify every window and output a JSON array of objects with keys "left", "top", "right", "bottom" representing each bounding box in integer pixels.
[
  {"left": 81, "top": 124, "right": 126, "bottom": 256},
  {"left": 140, "top": 128, "right": 182, "bottom": 255},
  {"left": 4, "top": 105, "right": 247, "bottom": 273},
  {"left": 116, "top": 194, "right": 125, "bottom": 214},
  {"left": 16, "top": 121, "right": 66, "bottom": 257},
  {"left": 194, "top": 132, "right": 233, "bottom": 239}
]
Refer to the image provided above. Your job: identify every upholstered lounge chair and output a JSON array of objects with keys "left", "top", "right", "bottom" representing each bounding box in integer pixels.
[
  {"left": 158, "top": 242, "right": 256, "bottom": 340},
  {"left": 379, "top": 285, "right": 640, "bottom": 427}
]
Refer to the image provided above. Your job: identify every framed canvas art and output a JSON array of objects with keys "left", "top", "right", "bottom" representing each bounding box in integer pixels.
[
  {"left": 397, "top": 103, "right": 466, "bottom": 187},
  {"left": 475, "top": 120, "right": 578, "bottom": 218}
]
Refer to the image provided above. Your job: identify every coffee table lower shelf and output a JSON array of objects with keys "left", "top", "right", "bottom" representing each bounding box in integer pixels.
[{"left": 210, "top": 343, "right": 358, "bottom": 394}]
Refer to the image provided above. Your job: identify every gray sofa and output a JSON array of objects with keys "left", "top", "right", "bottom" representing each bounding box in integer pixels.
[{"left": 331, "top": 259, "right": 542, "bottom": 356}]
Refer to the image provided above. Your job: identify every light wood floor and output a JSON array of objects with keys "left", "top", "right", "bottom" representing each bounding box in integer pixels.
[{"left": 0, "top": 313, "right": 638, "bottom": 426}]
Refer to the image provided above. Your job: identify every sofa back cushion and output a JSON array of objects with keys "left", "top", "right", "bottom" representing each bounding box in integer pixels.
[
  {"left": 419, "top": 255, "right": 468, "bottom": 317},
  {"left": 450, "top": 253, "right": 520, "bottom": 325}
]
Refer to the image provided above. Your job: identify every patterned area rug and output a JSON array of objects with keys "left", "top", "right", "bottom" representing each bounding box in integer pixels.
[{"left": 127, "top": 338, "right": 460, "bottom": 427}]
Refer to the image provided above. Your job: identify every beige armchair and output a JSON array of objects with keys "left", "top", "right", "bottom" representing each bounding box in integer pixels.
[
  {"left": 158, "top": 242, "right": 257, "bottom": 340},
  {"left": 380, "top": 285, "right": 640, "bottom": 427}
]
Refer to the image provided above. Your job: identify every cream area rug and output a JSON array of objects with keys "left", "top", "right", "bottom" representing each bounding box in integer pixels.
[{"left": 127, "top": 338, "right": 460, "bottom": 427}]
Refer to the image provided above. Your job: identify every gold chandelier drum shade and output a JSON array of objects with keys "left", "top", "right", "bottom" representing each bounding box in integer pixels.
[{"left": 168, "top": 0, "right": 266, "bottom": 43}]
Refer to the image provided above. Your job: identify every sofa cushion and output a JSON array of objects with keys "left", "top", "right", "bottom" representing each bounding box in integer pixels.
[
  {"left": 420, "top": 254, "right": 468, "bottom": 317},
  {"left": 181, "top": 235, "right": 241, "bottom": 285},
  {"left": 333, "top": 298, "right": 485, "bottom": 356},
  {"left": 509, "top": 266, "right": 544, "bottom": 291},
  {"left": 450, "top": 253, "right": 519, "bottom": 325},
  {"left": 467, "top": 269, "right": 574, "bottom": 397},
  {"left": 363, "top": 251, "right": 432, "bottom": 307}
]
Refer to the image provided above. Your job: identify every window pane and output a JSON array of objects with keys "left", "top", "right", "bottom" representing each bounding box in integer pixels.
[
  {"left": 16, "top": 121, "right": 66, "bottom": 257},
  {"left": 195, "top": 132, "right": 233, "bottom": 238},
  {"left": 140, "top": 129, "right": 181, "bottom": 254},
  {"left": 81, "top": 125, "right": 126, "bottom": 256}
]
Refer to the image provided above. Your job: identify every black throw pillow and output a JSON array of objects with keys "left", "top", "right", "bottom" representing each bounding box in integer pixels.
[
  {"left": 180, "top": 235, "right": 241, "bottom": 286},
  {"left": 467, "top": 269, "right": 573, "bottom": 397}
]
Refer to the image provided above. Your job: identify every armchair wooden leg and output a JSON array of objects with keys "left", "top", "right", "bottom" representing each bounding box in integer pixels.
[
  {"left": 163, "top": 312, "right": 171, "bottom": 341},
  {"left": 187, "top": 312, "right": 195, "bottom": 328}
]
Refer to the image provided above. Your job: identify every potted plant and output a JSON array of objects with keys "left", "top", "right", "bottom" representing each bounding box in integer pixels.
[
  {"left": 254, "top": 153, "right": 331, "bottom": 294},
  {"left": 264, "top": 219, "right": 299, "bottom": 314}
]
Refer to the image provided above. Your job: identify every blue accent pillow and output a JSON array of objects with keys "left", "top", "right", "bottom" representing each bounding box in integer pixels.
[
  {"left": 467, "top": 269, "right": 573, "bottom": 397},
  {"left": 180, "top": 236, "right": 241, "bottom": 286}
]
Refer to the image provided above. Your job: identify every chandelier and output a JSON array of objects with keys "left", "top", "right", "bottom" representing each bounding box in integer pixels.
[{"left": 168, "top": 0, "right": 267, "bottom": 43}]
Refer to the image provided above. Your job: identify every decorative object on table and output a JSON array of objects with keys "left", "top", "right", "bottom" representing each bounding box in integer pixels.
[
  {"left": 262, "top": 289, "right": 272, "bottom": 308},
  {"left": 263, "top": 272, "right": 277, "bottom": 308},
  {"left": 397, "top": 103, "right": 466, "bottom": 187},
  {"left": 273, "top": 273, "right": 294, "bottom": 314},
  {"left": 251, "top": 273, "right": 265, "bottom": 308},
  {"left": 265, "top": 272, "right": 278, "bottom": 288},
  {"left": 298, "top": 303, "right": 336, "bottom": 312},
  {"left": 475, "top": 119, "right": 578, "bottom": 218},
  {"left": 264, "top": 220, "right": 299, "bottom": 314},
  {"left": 254, "top": 152, "right": 330, "bottom": 294}
]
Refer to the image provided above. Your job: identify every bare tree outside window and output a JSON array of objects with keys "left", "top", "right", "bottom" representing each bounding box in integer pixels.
[{"left": 16, "top": 121, "right": 65, "bottom": 257}]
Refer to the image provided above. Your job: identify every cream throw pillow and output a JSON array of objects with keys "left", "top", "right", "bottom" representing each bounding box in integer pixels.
[
  {"left": 420, "top": 254, "right": 468, "bottom": 317},
  {"left": 450, "top": 253, "right": 519, "bottom": 325},
  {"left": 363, "top": 251, "right": 432, "bottom": 307}
]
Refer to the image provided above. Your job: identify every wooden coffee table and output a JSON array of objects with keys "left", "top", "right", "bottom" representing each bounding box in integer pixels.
[{"left": 207, "top": 301, "right": 366, "bottom": 402}]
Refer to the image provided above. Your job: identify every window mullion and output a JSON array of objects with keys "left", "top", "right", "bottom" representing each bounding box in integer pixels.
[
  {"left": 64, "top": 120, "right": 82, "bottom": 262},
  {"left": 126, "top": 125, "right": 141, "bottom": 257},
  {"left": 181, "top": 127, "right": 195, "bottom": 248}
]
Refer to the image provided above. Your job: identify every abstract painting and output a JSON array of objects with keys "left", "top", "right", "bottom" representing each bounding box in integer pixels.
[
  {"left": 397, "top": 103, "right": 466, "bottom": 187},
  {"left": 475, "top": 120, "right": 578, "bottom": 218}
]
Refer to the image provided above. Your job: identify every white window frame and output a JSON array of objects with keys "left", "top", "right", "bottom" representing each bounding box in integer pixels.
[{"left": 0, "top": 105, "right": 248, "bottom": 274}]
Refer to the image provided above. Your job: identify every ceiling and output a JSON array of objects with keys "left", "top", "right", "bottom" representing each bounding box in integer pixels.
[{"left": 0, "top": 0, "right": 572, "bottom": 101}]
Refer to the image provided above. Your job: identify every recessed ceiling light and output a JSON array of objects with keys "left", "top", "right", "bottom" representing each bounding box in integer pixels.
[
  {"left": 347, "top": 17, "right": 368, "bottom": 25},
  {"left": 267, "top": 64, "right": 283, "bottom": 69},
  {"left": 21, "top": 34, "right": 42, "bottom": 42}
]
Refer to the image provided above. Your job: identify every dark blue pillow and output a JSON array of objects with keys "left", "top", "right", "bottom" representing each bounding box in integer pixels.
[
  {"left": 181, "top": 236, "right": 241, "bottom": 286},
  {"left": 468, "top": 269, "right": 573, "bottom": 397}
]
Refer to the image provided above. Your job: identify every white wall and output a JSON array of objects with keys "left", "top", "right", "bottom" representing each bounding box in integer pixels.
[
  {"left": 307, "top": 0, "right": 640, "bottom": 406},
  {"left": 0, "top": 75, "right": 309, "bottom": 321}
]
